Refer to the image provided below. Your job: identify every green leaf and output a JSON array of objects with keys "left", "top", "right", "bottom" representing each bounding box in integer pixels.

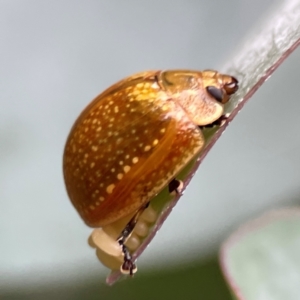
[
  {"left": 223, "top": 0, "right": 300, "bottom": 116},
  {"left": 220, "top": 208, "right": 300, "bottom": 300}
]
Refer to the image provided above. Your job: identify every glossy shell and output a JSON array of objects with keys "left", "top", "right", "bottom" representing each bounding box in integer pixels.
[{"left": 63, "top": 70, "right": 238, "bottom": 227}]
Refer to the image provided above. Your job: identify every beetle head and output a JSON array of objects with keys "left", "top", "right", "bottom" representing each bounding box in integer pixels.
[
  {"left": 202, "top": 70, "right": 238, "bottom": 104},
  {"left": 158, "top": 70, "right": 238, "bottom": 126}
]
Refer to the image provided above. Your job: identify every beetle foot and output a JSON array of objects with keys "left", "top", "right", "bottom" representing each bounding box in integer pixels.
[
  {"left": 118, "top": 240, "right": 137, "bottom": 276},
  {"left": 116, "top": 203, "right": 150, "bottom": 276},
  {"left": 199, "top": 113, "right": 229, "bottom": 129},
  {"left": 168, "top": 178, "right": 183, "bottom": 195}
]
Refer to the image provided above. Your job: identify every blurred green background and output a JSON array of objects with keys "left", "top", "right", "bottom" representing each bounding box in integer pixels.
[
  {"left": 4, "top": 258, "right": 232, "bottom": 300},
  {"left": 1, "top": 1, "right": 300, "bottom": 299}
]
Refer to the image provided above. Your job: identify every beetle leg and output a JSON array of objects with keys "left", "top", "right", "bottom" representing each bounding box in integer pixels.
[
  {"left": 118, "top": 242, "right": 137, "bottom": 276},
  {"left": 168, "top": 178, "right": 183, "bottom": 195},
  {"left": 117, "top": 202, "right": 149, "bottom": 276},
  {"left": 199, "top": 113, "right": 229, "bottom": 129}
]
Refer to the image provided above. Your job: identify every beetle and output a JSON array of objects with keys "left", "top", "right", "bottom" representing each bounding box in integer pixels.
[{"left": 63, "top": 70, "right": 238, "bottom": 276}]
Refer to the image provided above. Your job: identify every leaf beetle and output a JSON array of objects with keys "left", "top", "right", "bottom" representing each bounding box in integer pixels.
[{"left": 63, "top": 70, "right": 238, "bottom": 276}]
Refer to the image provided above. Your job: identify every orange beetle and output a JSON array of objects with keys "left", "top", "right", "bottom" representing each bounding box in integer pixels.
[{"left": 63, "top": 70, "right": 238, "bottom": 276}]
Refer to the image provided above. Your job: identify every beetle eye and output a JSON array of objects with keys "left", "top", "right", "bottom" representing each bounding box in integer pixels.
[
  {"left": 206, "top": 86, "right": 224, "bottom": 102},
  {"left": 224, "top": 77, "right": 239, "bottom": 95}
]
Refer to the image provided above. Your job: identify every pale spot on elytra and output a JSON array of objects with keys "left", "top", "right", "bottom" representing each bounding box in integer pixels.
[
  {"left": 92, "top": 145, "right": 98, "bottom": 151},
  {"left": 117, "top": 173, "right": 123, "bottom": 180},
  {"left": 90, "top": 162, "right": 95, "bottom": 168},
  {"left": 132, "top": 157, "right": 138, "bottom": 164},
  {"left": 123, "top": 165, "right": 131, "bottom": 173},
  {"left": 144, "top": 145, "right": 151, "bottom": 152},
  {"left": 153, "top": 139, "right": 159, "bottom": 146},
  {"left": 106, "top": 184, "right": 115, "bottom": 194}
]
